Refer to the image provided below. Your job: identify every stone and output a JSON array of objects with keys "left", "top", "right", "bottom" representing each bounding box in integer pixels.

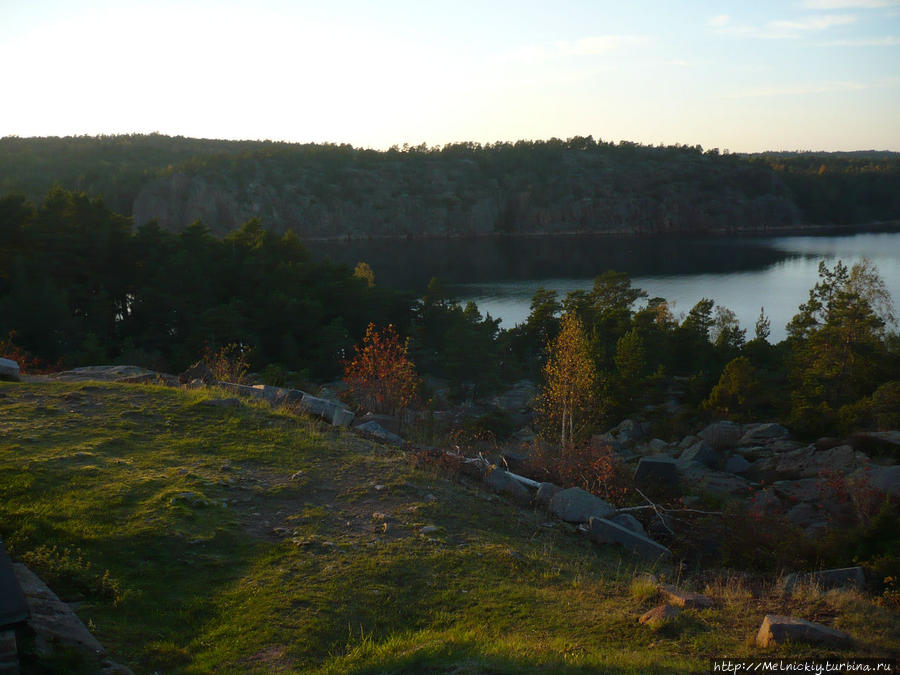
[
  {"left": 484, "top": 469, "right": 530, "bottom": 502},
  {"left": 678, "top": 440, "right": 719, "bottom": 468},
  {"left": 699, "top": 421, "right": 743, "bottom": 450},
  {"left": 815, "top": 437, "right": 843, "bottom": 451},
  {"left": 354, "top": 421, "right": 404, "bottom": 446},
  {"left": 785, "top": 502, "right": 822, "bottom": 528},
  {"left": 535, "top": 482, "right": 562, "bottom": 508},
  {"left": 330, "top": 407, "right": 355, "bottom": 427},
  {"left": 633, "top": 455, "right": 679, "bottom": 492},
  {"left": 353, "top": 413, "right": 401, "bottom": 434},
  {"left": 0, "top": 358, "right": 20, "bottom": 382},
  {"left": 772, "top": 478, "right": 823, "bottom": 503},
  {"left": 784, "top": 566, "right": 866, "bottom": 592},
  {"left": 178, "top": 361, "right": 216, "bottom": 385},
  {"left": 678, "top": 435, "right": 700, "bottom": 450},
  {"left": 865, "top": 464, "right": 900, "bottom": 496},
  {"left": 739, "top": 423, "right": 789, "bottom": 446},
  {"left": 636, "top": 438, "right": 670, "bottom": 456},
  {"left": 587, "top": 517, "right": 673, "bottom": 561},
  {"left": 0, "top": 543, "right": 28, "bottom": 628},
  {"left": 613, "top": 419, "right": 646, "bottom": 447},
  {"left": 776, "top": 444, "right": 869, "bottom": 479},
  {"left": 610, "top": 513, "right": 645, "bottom": 536},
  {"left": 658, "top": 583, "right": 714, "bottom": 608},
  {"left": 724, "top": 454, "right": 751, "bottom": 474},
  {"left": 420, "top": 525, "right": 440, "bottom": 535},
  {"left": 756, "top": 614, "right": 850, "bottom": 648},
  {"left": 12, "top": 564, "right": 105, "bottom": 656},
  {"left": 0, "top": 629, "right": 18, "bottom": 673},
  {"left": 748, "top": 489, "right": 781, "bottom": 516},
  {"left": 639, "top": 604, "right": 681, "bottom": 626},
  {"left": 489, "top": 380, "right": 538, "bottom": 411},
  {"left": 549, "top": 488, "right": 615, "bottom": 523},
  {"left": 851, "top": 431, "right": 900, "bottom": 456},
  {"left": 677, "top": 461, "right": 749, "bottom": 496}
]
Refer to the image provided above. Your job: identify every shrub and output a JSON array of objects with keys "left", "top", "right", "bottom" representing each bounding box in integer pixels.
[{"left": 201, "top": 341, "right": 252, "bottom": 384}]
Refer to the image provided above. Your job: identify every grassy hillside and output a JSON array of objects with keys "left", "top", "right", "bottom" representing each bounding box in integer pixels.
[{"left": 0, "top": 381, "right": 897, "bottom": 673}]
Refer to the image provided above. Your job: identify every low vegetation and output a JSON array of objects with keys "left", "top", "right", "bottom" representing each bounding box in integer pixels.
[{"left": 2, "top": 382, "right": 896, "bottom": 673}]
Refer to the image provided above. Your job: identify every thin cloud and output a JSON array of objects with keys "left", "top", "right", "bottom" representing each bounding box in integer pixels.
[
  {"left": 563, "top": 35, "right": 651, "bottom": 54},
  {"left": 707, "top": 14, "right": 731, "bottom": 27},
  {"left": 801, "top": 0, "right": 900, "bottom": 8},
  {"left": 711, "top": 13, "right": 857, "bottom": 38},
  {"left": 823, "top": 35, "right": 900, "bottom": 44},
  {"left": 729, "top": 81, "right": 868, "bottom": 97},
  {"left": 505, "top": 35, "right": 651, "bottom": 62}
]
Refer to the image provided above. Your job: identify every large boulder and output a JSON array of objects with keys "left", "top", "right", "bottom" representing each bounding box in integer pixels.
[
  {"left": 639, "top": 604, "right": 681, "bottom": 627},
  {"left": 353, "top": 413, "right": 401, "bottom": 434},
  {"left": 612, "top": 419, "right": 646, "bottom": 447},
  {"left": 775, "top": 444, "right": 869, "bottom": 479},
  {"left": 772, "top": 478, "right": 823, "bottom": 503},
  {"left": 535, "top": 482, "right": 562, "bottom": 508},
  {"left": 678, "top": 440, "right": 719, "bottom": 469},
  {"left": 0, "top": 358, "right": 20, "bottom": 382},
  {"left": 756, "top": 614, "right": 850, "bottom": 648},
  {"left": 587, "top": 517, "right": 673, "bottom": 561},
  {"left": 484, "top": 469, "right": 530, "bottom": 502},
  {"left": 489, "top": 380, "right": 538, "bottom": 412},
  {"left": 724, "top": 454, "right": 751, "bottom": 475},
  {"left": 634, "top": 455, "right": 679, "bottom": 492},
  {"left": 178, "top": 361, "right": 216, "bottom": 385},
  {"left": 783, "top": 566, "right": 865, "bottom": 594},
  {"left": 865, "top": 464, "right": 900, "bottom": 497},
  {"left": 658, "top": 583, "right": 713, "bottom": 609},
  {"left": 250, "top": 384, "right": 304, "bottom": 406},
  {"left": 739, "top": 423, "right": 789, "bottom": 446},
  {"left": 677, "top": 461, "right": 749, "bottom": 496},
  {"left": 355, "top": 421, "right": 404, "bottom": 446},
  {"left": 610, "top": 513, "right": 646, "bottom": 536},
  {"left": 851, "top": 431, "right": 900, "bottom": 458},
  {"left": 549, "top": 487, "right": 615, "bottom": 523},
  {"left": 698, "top": 421, "right": 742, "bottom": 451}
]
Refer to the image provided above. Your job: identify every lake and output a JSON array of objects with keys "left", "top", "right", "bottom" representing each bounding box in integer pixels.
[{"left": 312, "top": 231, "right": 900, "bottom": 342}]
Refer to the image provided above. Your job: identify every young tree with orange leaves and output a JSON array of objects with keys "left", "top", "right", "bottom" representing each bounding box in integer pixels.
[
  {"left": 344, "top": 323, "right": 420, "bottom": 419},
  {"left": 538, "top": 312, "right": 598, "bottom": 448}
]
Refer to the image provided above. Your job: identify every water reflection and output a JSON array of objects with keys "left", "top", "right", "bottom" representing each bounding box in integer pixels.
[{"left": 310, "top": 232, "right": 900, "bottom": 343}]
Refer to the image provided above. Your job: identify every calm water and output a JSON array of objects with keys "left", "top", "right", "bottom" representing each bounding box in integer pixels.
[{"left": 312, "top": 231, "right": 900, "bottom": 342}]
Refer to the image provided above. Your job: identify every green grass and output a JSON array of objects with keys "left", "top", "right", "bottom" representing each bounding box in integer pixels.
[{"left": 1, "top": 381, "right": 897, "bottom": 674}]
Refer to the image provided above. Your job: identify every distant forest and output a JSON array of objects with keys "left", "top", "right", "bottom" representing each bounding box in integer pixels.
[{"left": 1, "top": 134, "right": 898, "bottom": 239}]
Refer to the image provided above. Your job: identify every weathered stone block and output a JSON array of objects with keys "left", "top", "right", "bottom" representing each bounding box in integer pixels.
[
  {"left": 0, "top": 358, "right": 19, "bottom": 382},
  {"left": 699, "top": 421, "right": 742, "bottom": 450},
  {"left": 587, "top": 517, "right": 673, "bottom": 561},
  {"left": 549, "top": 488, "right": 614, "bottom": 523},
  {"left": 659, "top": 583, "right": 713, "bottom": 608},
  {"left": 639, "top": 604, "right": 681, "bottom": 626},
  {"left": 756, "top": 614, "right": 850, "bottom": 648},
  {"left": 634, "top": 455, "right": 679, "bottom": 491},
  {"left": 484, "top": 469, "right": 530, "bottom": 502}
]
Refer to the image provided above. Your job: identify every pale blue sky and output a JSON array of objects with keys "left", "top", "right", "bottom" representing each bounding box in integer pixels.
[{"left": 1, "top": 0, "right": 898, "bottom": 151}]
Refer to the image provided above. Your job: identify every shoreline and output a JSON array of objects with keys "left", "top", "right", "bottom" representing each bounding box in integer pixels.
[{"left": 299, "top": 220, "right": 900, "bottom": 244}]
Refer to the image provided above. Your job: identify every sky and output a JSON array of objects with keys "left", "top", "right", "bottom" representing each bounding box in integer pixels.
[{"left": 1, "top": 0, "right": 899, "bottom": 152}]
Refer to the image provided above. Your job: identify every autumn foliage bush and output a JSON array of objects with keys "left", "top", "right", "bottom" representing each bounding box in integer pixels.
[
  {"left": 524, "top": 440, "right": 632, "bottom": 505},
  {"left": 0, "top": 330, "right": 60, "bottom": 374},
  {"left": 343, "top": 323, "right": 420, "bottom": 418}
]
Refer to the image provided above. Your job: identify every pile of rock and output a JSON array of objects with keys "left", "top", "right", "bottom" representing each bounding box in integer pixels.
[{"left": 598, "top": 418, "right": 898, "bottom": 537}]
